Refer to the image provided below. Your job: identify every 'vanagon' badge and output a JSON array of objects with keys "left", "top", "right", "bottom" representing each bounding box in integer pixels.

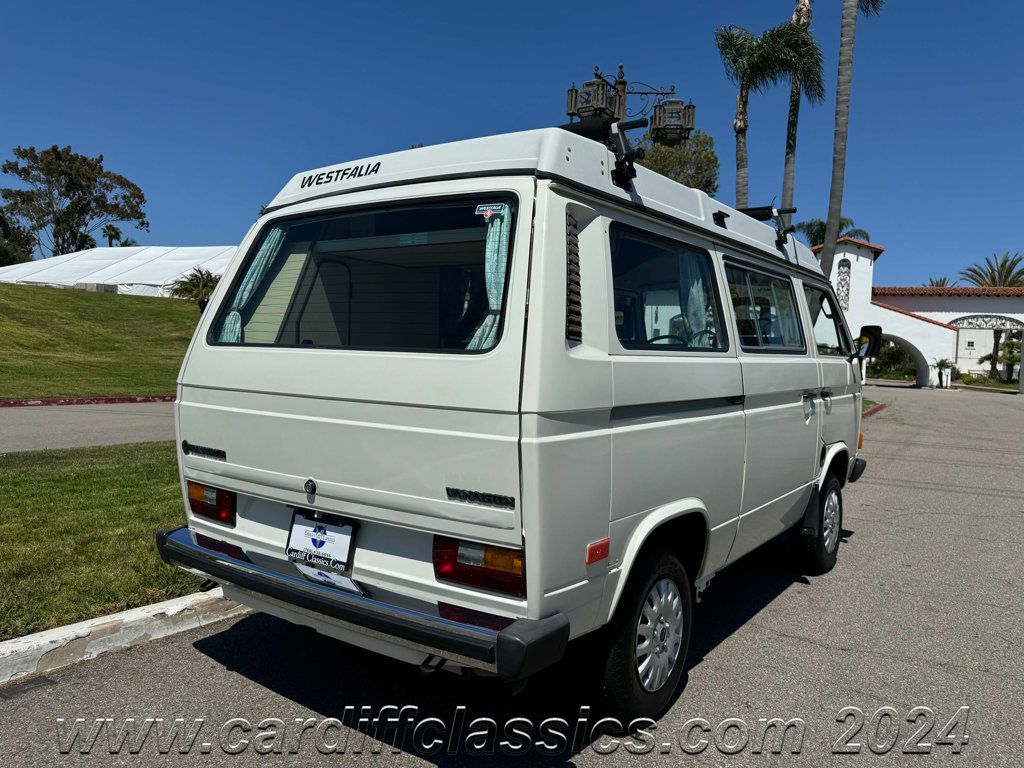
[{"left": 445, "top": 487, "right": 516, "bottom": 510}]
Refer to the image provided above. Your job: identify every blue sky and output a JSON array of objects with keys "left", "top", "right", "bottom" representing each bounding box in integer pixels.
[{"left": 2, "top": 1, "right": 1021, "bottom": 285}]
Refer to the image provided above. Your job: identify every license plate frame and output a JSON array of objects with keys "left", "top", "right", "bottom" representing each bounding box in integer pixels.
[{"left": 285, "top": 509, "right": 358, "bottom": 578}]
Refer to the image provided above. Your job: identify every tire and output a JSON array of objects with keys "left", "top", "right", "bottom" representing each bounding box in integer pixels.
[
  {"left": 802, "top": 474, "right": 843, "bottom": 575},
  {"left": 597, "top": 549, "right": 692, "bottom": 720}
]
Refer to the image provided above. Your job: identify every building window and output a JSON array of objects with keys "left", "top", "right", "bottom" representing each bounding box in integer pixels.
[{"left": 966, "top": 340, "right": 975, "bottom": 349}]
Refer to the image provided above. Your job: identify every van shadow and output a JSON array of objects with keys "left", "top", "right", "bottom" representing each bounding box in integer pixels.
[{"left": 192, "top": 529, "right": 833, "bottom": 765}]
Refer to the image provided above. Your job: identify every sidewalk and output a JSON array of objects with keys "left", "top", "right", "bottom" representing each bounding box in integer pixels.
[{"left": 0, "top": 402, "right": 174, "bottom": 453}]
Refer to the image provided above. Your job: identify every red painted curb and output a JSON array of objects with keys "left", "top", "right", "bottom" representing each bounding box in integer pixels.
[
  {"left": 862, "top": 402, "right": 886, "bottom": 418},
  {"left": 0, "top": 395, "right": 175, "bottom": 408}
]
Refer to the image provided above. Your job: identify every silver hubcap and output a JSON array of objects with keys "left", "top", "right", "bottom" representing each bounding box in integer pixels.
[
  {"left": 823, "top": 489, "right": 841, "bottom": 554},
  {"left": 635, "top": 578, "right": 684, "bottom": 692}
]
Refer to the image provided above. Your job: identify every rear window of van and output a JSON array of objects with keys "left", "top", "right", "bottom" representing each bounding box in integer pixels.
[{"left": 210, "top": 196, "right": 517, "bottom": 353}]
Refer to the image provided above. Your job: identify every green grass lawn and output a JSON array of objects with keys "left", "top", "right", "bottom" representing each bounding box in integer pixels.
[
  {"left": 0, "top": 284, "right": 198, "bottom": 399},
  {"left": 0, "top": 442, "right": 199, "bottom": 641},
  {"left": 862, "top": 398, "right": 878, "bottom": 411}
]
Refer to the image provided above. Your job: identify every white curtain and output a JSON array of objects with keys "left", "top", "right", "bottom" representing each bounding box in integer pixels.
[
  {"left": 687, "top": 276, "right": 708, "bottom": 346},
  {"left": 466, "top": 205, "right": 511, "bottom": 350},
  {"left": 677, "top": 248, "right": 709, "bottom": 347},
  {"left": 218, "top": 227, "right": 285, "bottom": 342}
]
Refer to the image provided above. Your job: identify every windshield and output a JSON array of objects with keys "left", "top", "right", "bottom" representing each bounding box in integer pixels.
[{"left": 210, "top": 196, "right": 517, "bottom": 352}]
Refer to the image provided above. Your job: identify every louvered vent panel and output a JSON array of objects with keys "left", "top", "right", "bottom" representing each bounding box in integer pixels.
[{"left": 566, "top": 211, "right": 582, "bottom": 342}]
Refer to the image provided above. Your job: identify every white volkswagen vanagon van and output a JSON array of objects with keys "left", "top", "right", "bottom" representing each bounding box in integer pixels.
[{"left": 157, "top": 123, "right": 875, "bottom": 718}]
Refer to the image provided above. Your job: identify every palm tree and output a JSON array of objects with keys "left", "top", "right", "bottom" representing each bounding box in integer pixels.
[
  {"left": 777, "top": 4, "right": 826, "bottom": 221},
  {"left": 715, "top": 25, "right": 789, "bottom": 208},
  {"left": 818, "top": 0, "right": 886, "bottom": 279},
  {"left": 120, "top": 237, "right": 139, "bottom": 247},
  {"left": 959, "top": 252, "right": 1024, "bottom": 378},
  {"left": 169, "top": 267, "right": 220, "bottom": 311},
  {"left": 926, "top": 276, "right": 954, "bottom": 287},
  {"left": 794, "top": 216, "right": 870, "bottom": 247},
  {"left": 102, "top": 224, "right": 122, "bottom": 247}
]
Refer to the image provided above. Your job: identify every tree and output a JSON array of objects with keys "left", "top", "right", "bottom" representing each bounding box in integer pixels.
[
  {"left": 1, "top": 145, "right": 148, "bottom": 258},
  {"left": 933, "top": 358, "right": 952, "bottom": 389},
  {"left": 818, "top": 0, "right": 886, "bottom": 280},
  {"left": 715, "top": 25, "right": 790, "bottom": 208},
  {"left": 959, "top": 252, "right": 1024, "bottom": 378},
  {"left": 0, "top": 206, "right": 35, "bottom": 266},
  {"left": 926, "top": 276, "right": 954, "bottom": 286},
  {"left": 635, "top": 129, "right": 720, "bottom": 196},
  {"left": 794, "top": 216, "right": 870, "bottom": 247},
  {"left": 102, "top": 223, "right": 122, "bottom": 247},
  {"left": 977, "top": 332, "right": 1021, "bottom": 382},
  {"left": 170, "top": 267, "right": 220, "bottom": 308},
  {"left": 776, "top": 5, "right": 826, "bottom": 222},
  {"left": 120, "top": 237, "right": 140, "bottom": 247}
]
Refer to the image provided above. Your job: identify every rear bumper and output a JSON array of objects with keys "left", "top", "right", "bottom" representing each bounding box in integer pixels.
[{"left": 155, "top": 527, "right": 568, "bottom": 681}]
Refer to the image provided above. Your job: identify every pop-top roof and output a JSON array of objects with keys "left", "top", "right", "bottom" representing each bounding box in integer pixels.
[{"left": 268, "top": 128, "right": 822, "bottom": 275}]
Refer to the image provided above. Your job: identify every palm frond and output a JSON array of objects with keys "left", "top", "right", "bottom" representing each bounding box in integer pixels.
[
  {"left": 764, "top": 23, "right": 826, "bottom": 104},
  {"left": 715, "top": 25, "right": 757, "bottom": 88},
  {"left": 842, "top": 227, "right": 871, "bottom": 241},
  {"left": 858, "top": 0, "right": 886, "bottom": 16},
  {"left": 169, "top": 267, "right": 220, "bottom": 301},
  {"left": 959, "top": 252, "right": 1024, "bottom": 288},
  {"left": 715, "top": 25, "right": 790, "bottom": 94}
]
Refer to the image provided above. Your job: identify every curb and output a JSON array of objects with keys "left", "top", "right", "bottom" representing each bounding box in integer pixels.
[
  {"left": 0, "top": 395, "right": 175, "bottom": 408},
  {"left": 862, "top": 403, "right": 886, "bottom": 418},
  {"left": 0, "top": 588, "right": 249, "bottom": 685},
  {"left": 953, "top": 384, "right": 1019, "bottom": 396}
]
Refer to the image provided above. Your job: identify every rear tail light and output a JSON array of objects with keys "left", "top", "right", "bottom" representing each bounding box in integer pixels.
[
  {"left": 437, "top": 602, "right": 516, "bottom": 630},
  {"left": 195, "top": 533, "right": 249, "bottom": 561},
  {"left": 432, "top": 536, "right": 525, "bottom": 597},
  {"left": 187, "top": 481, "right": 236, "bottom": 527}
]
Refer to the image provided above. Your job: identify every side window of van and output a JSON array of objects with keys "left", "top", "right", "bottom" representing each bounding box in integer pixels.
[
  {"left": 803, "top": 286, "right": 851, "bottom": 356},
  {"left": 725, "top": 265, "right": 805, "bottom": 352},
  {"left": 609, "top": 224, "right": 727, "bottom": 351}
]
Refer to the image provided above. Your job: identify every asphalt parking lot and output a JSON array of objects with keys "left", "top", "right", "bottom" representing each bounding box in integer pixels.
[
  {"left": 1, "top": 385, "right": 1021, "bottom": 767},
  {"left": 0, "top": 402, "right": 174, "bottom": 453}
]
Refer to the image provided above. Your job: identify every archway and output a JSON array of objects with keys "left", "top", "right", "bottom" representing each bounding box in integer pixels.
[
  {"left": 871, "top": 333, "right": 932, "bottom": 387},
  {"left": 950, "top": 315, "right": 1023, "bottom": 381}
]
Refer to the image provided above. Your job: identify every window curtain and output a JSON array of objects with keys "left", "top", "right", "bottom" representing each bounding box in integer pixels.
[
  {"left": 466, "top": 205, "right": 511, "bottom": 350},
  {"left": 218, "top": 227, "right": 286, "bottom": 342},
  {"left": 677, "top": 249, "right": 709, "bottom": 347}
]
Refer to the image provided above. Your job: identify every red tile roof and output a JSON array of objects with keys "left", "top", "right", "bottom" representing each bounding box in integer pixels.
[
  {"left": 870, "top": 300, "right": 958, "bottom": 330},
  {"left": 873, "top": 286, "right": 1024, "bottom": 297},
  {"left": 811, "top": 237, "right": 886, "bottom": 256}
]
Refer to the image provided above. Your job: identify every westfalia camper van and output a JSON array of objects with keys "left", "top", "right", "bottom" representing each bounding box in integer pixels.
[{"left": 157, "top": 123, "right": 875, "bottom": 718}]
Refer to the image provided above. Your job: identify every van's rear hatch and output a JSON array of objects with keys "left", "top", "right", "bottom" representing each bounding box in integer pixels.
[{"left": 176, "top": 183, "right": 533, "bottom": 548}]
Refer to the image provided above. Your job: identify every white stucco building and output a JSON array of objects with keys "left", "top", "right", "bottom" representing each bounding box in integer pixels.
[{"left": 821, "top": 237, "right": 1024, "bottom": 386}]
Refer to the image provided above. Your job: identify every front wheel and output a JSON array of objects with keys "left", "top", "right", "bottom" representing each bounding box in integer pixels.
[
  {"left": 802, "top": 475, "right": 843, "bottom": 575},
  {"left": 598, "top": 550, "right": 692, "bottom": 720}
]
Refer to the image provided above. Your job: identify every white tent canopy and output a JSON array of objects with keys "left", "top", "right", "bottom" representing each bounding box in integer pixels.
[{"left": 0, "top": 245, "right": 236, "bottom": 297}]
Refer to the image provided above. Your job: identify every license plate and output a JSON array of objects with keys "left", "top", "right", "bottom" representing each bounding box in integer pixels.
[{"left": 286, "top": 511, "right": 355, "bottom": 576}]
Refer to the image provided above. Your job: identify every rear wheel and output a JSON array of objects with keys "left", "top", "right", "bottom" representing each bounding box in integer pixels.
[
  {"left": 802, "top": 474, "right": 843, "bottom": 575},
  {"left": 597, "top": 550, "right": 692, "bottom": 720}
]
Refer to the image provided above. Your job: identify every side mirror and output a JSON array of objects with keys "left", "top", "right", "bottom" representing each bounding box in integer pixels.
[{"left": 853, "top": 325, "right": 882, "bottom": 360}]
